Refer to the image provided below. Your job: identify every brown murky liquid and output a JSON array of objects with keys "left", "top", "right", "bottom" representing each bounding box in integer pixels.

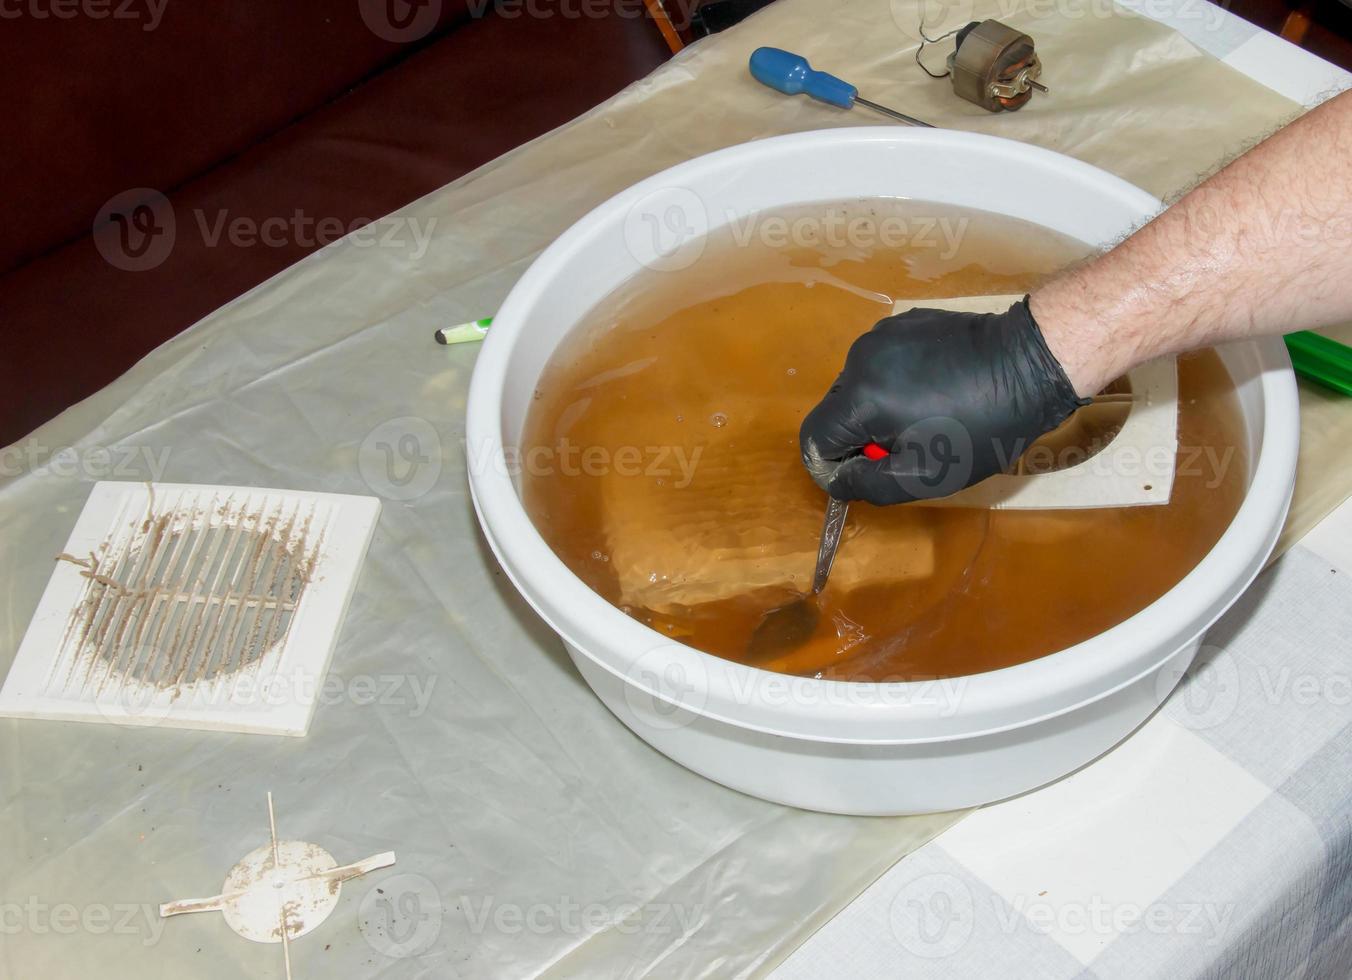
[{"left": 521, "top": 201, "right": 1247, "bottom": 680}]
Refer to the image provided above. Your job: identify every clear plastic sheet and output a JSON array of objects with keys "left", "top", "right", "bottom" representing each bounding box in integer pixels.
[{"left": 2, "top": 0, "right": 1348, "bottom": 975}]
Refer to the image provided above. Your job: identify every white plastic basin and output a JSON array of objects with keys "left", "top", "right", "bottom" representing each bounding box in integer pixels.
[{"left": 465, "top": 128, "right": 1299, "bottom": 815}]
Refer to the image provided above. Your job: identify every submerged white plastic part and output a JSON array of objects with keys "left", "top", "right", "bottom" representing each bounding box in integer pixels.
[
  {"left": 0, "top": 482, "right": 380, "bottom": 736},
  {"left": 465, "top": 129, "right": 1299, "bottom": 815},
  {"left": 897, "top": 294, "right": 1179, "bottom": 510}
]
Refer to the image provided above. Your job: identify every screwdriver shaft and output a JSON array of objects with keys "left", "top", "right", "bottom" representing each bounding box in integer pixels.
[{"left": 854, "top": 97, "right": 934, "bottom": 128}]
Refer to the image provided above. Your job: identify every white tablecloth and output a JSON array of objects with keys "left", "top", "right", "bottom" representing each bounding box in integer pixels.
[
  {"left": 775, "top": 13, "right": 1352, "bottom": 977},
  {"left": 777, "top": 530, "right": 1352, "bottom": 978},
  {"left": 1, "top": 1, "right": 1347, "bottom": 977}
]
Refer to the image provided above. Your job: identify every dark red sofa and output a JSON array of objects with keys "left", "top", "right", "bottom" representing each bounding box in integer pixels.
[{"left": 2, "top": 1, "right": 673, "bottom": 445}]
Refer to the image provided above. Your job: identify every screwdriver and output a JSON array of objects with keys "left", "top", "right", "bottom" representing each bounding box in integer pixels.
[{"left": 749, "top": 47, "right": 934, "bottom": 128}]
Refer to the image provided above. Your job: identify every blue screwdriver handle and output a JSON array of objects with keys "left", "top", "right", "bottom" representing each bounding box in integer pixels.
[{"left": 749, "top": 47, "right": 856, "bottom": 109}]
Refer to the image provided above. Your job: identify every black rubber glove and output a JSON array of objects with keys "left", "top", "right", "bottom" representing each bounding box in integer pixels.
[{"left": 799, "top": 297, "right": 1089, "bottom": 505}]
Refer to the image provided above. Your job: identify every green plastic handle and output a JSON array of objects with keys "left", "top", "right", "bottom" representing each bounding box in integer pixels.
[{"left": 1285, "top": 331, "right": 1352, "bottom": 397}]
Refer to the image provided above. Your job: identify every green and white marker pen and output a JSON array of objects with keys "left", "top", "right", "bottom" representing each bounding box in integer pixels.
[{"left": 435, "top": 317, "right": 493, "bottom": 345}]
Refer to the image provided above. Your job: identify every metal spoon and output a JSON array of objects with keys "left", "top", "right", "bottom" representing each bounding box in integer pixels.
[
  {"left": 746, "top": 441, "right": 887, "bottom": 661},
  {"left": 746, "top": 496, "right": 849, "bottom": 660}
]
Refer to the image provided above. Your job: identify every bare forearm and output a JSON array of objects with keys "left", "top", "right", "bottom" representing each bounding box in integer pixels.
[{"left": 1031, "top": 89, "right": 1352, "bottom": 396}]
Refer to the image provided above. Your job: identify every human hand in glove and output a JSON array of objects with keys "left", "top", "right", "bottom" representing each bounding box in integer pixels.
[
  {"left": 799, "top": 297, "right": 1089, "bottom": 505},
  {"left": 799, "top": 90, "right": 1352, "bottom": 506}
]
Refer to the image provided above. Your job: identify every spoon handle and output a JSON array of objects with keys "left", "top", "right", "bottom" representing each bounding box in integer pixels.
[{"left": 812, "top": 496, "right": 851, "bottom": 594}]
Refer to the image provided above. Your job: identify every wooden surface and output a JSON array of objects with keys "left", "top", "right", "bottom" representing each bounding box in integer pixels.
[{"left": 1218, "top": 0, "right": 1352, "bottom": 67}]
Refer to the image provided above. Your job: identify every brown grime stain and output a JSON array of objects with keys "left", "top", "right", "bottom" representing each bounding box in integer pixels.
[{"left": 52, "top": 494, "right": 320, "bottom": 697}]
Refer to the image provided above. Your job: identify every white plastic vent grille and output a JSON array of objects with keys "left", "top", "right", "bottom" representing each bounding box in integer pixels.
[{"left": 0, "top": 482, "right": 380, "bottom": 736}]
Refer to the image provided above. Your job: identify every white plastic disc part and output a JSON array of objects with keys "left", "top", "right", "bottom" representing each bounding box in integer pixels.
[{"left": 219, "top": 839, "right": 341, "bottom": 943}]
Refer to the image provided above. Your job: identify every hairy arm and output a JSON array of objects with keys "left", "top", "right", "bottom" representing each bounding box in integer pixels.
[{"left": 1030, "top": 89, "right": 1352, "bottom": 396}]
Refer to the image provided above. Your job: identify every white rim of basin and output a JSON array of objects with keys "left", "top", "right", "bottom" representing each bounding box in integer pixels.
[{"left": 465, "top": 127, "right": 1299, "bottom": 746}]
